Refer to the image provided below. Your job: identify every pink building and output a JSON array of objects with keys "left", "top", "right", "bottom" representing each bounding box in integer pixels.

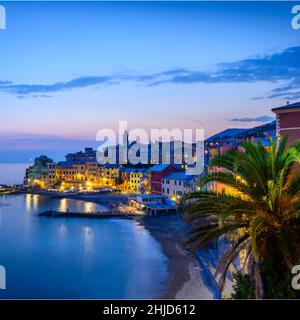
[{"left": 272, "top": 102, "right": 300, "bottom": 145}]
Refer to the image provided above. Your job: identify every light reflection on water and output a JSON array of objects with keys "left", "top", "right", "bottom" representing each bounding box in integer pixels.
[
  {"left": 0, "top": 194, "right": 168, "bottom": 299},
  {"left": 24, "top": 194, "right": 107, "bottom": 213}
]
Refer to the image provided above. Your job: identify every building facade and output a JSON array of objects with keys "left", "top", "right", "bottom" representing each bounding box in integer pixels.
[
  {"left": 98, "top": 164, "right": 120, "bottom": 187},
  {"left": 129, "top": 169, "right": 147, "bottom": 193},
  {"left": 162, "top": 172, "right": 197, "bottom": 200},
  {"left": 150, "top": 164, "right": 178, "bottom": 194},
  {"left": 272, "top": 101, "right": 300, "bottom": 145},
  {"left": 25, "top": 156, "right": 55, "bottom": 188}
]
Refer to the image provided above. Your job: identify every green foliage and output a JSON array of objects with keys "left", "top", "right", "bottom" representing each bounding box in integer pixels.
[
  {"left": 232, "top": 273, "right": 255, "bottom": 299},
  {"left": 260, "top": 256, "right": 298, "bottom": 299},
  {"left": 182, "top": 135, "right": 300, "bottom": 298}
]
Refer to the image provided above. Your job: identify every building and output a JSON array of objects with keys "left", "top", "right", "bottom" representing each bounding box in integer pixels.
[
  {"left": 131, "top": 194, "right": 176, "bottom": 216},
  {"left": 129, "top": 168, "right": 147, "bottom": 193},
  {"left": 85, "top": 161, "right": 98, "bottom": 183},
  {"left": 55, "top": 161, "right": 87, "bottom": 190},
  {"left": 98, "top": 164, "right": 121, "bottom": 187},
  {"left": 272, "top": 101, "right": 300, "bottom": 145},
  {"left": 162, "top": 171, "right": 197, "bottom": 200},
  {"left": 120, "top": 167, "right": 149, "bottom": 193},
  {"left": 150, "top": 164, "right": 178, "bottom": 194},
  {"left": 46, "top": 162, "right": 57, "bottom": 187},
  {"left": 25, "top": 156, "right": 55, "bottom": 188},
  {"left": 55, "top": 160, "right": 102, "bottom": 190},
  {"left": 56, "top": 161, "right": 85, "bottom": 181},
  {"left": 121, "top": 168, "right": 131, "bottom": 191},
  {"left": 65, "top": 147, "right": 97, "bottom": 162}
]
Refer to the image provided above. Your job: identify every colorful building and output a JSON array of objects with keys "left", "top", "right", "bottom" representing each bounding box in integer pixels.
[
  {"left": 162, "top": 171, "right": 197, "bottom": 200},
  {"left": 131, "top": 194, "right": 176, "bottom": 216},
  {"left": 98, "top": 164, "right": 120, "bottom": 187},
  {"left": 121, "top": 168, "right": 131, "bottom": 191},
  {"left": 272, "top": 101, "right": 300, "bottom": 145},
  {"left": 120, "top": 168, "right": 150, "bottom": 193},
  {"left": 129, "top": 169, "right": 147, "bottom": 193},
  {"left": 25, "top": 156, "right": 55, "bottom": 188},
  {"left": 150, "top": 164, "right": 178, "bottom": 194}
]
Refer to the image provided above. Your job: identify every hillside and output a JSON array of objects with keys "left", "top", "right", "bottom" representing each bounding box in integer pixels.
[{"left": 207, "top": 121, "right": 276, "bottom": 142}]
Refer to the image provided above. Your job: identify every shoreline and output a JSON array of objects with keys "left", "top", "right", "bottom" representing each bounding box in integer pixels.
[
  {"left": 138, "top": 215, "right": 214, "bottom": 299},
  {"left": 22, "top": 191, "right": 215, "bottom": 299}
]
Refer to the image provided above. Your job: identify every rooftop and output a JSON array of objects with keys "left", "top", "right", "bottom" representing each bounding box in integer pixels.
[
  {"left": 123, "top": 168, "right": 147, "bottom": 173},
  {"left": 149, "top": 164, "right": 173, "bottom": 172},
  {"left": 164, "top": 171, "right": 196, "bottom": 181},
  {"left": 102, "top": 164, "right": 120, "bottom": 169},
  {"left": 272, "top": 101, "right": 300, "bottom": 112},
  {"left": 57, "top": 161, "right": 85, "bottom": 166},
  {"left": 136, "top": 194, "right": 167, "bottom": 199}
]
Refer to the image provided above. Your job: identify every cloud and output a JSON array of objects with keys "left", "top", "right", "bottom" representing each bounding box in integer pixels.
[
  {"left": 0, "top": 76, "right": 114, "bottom": 96},
  {"left": 146, "top": 46, "right": 300, "bottom": 92},
  {"left": 229, "top": 115, "right": 275, "bottom": 123},
  {"left": 0, "top": 46, "right": 300, "bottom": 98}
]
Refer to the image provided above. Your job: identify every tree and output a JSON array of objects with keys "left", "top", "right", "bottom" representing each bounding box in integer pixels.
[
  {"left": 182, "top": 135, "right": 300, "bottom": 298},
  {"left": 231, "top": 273, "right": 255, "bottom": 299}
]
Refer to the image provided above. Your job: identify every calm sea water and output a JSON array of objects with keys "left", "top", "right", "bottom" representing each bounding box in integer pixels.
[
  {"left": 0, "top": 194, "right": 168, "bottom": 299},
  {"left": 0, "top": 163, "right": 30, "bottom": 185}
]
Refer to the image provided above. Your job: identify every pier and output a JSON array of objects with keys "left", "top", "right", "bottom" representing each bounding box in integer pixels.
[{"left": 39, "top": 210, "right": 143, "bottom": 219}]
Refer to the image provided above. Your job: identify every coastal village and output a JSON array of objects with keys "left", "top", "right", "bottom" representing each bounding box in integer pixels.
[
  {"left": 2, "top": 1, "right": 300, "bottom": 305},
  {"left": 2, "top": 102, "right": 300, "bottom": 300},
  {"left": 21, "top": 101, "right": 300, "bottom": 216}
]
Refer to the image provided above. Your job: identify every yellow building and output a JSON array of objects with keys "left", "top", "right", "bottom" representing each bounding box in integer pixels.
[
  {"left": 25, "top": 156, "right": 55, "bottom": 189},
  {"left": 129, "top": 169, "right": 147, "bottom": 193},
  {"left": 97, "top": 164, "right": 120, "bottom": 187},
  {"left": 55, "top": 161, "right": 102, "bottom": 190}
]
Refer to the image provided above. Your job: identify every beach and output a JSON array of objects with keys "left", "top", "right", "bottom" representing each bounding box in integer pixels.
[
  {"left": 139, "top": 215, "right": 214, "bottom": 299},
  {"left": 26, "top": 190, "right": 216, "bottom": 299}
]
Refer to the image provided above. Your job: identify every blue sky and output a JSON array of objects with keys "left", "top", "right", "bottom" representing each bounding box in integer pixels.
[{"left": 0, "top": 1, "right": 300, "bottom": 162}]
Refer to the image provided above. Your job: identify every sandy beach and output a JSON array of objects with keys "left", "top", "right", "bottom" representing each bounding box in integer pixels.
[{"left": 139, "top": 215, "right": 215, "bottom": 299}]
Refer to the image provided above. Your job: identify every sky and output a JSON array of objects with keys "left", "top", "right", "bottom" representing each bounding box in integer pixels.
[{"left": 0, "top": 1, "right": 300, "bottom": 163}]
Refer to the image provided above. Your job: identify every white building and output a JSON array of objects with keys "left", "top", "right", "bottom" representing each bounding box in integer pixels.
[
  {"left": 162, "top": 172, "right": 197, "bottom": 200},
  {"left": 132, "top": 194, "right": 176, "bottom": 216}
]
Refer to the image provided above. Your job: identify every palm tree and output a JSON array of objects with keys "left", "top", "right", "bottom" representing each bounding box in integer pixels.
[{"left": 182, "top": 135, "right": 300, "bottom": 298}]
